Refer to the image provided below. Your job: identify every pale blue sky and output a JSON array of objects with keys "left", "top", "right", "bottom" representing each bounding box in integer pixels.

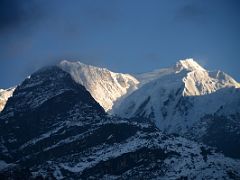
[{"left": 0, "top": 0, "right": 239, "bottom": 88}]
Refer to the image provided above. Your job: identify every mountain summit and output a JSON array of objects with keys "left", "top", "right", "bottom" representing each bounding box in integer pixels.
[
  {"left": 174, "top": 58, "right": 206, "bottom": 72},
  {"left": 114, "top": 59, "right": 239, "bottom": 128},
  {"left": 59, "top": 60, "right": 139, "bottom": 111}
]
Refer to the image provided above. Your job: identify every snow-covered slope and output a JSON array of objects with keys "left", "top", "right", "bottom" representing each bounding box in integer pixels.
[
  {"left": 114, "top": 59, "right": 240, "bottom": 133},
  {"left": 59, "top": 60, "right": 139, "bottom": 111},
  {"left": 134, "top": 59, "right": 206, "bottom": 85},
  {"left": 0, "top": 87, "right": 15, "bottom": 112}
]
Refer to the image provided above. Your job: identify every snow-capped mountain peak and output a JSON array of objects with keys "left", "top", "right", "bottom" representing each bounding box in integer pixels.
[
  {"left": 134, "top": 59, "right": 205, "bottom": 86},
  {"left": 114, "top": 59, "right": 240, "bottom": 135},
  {"left": 175, "top": 58, "right": 206, "bottom": 72},
  {"left": 58, "top": 59, "right": 239, "bottom": 118},
  {"left": 59, "top": 60, "right": 139, "bottom": 111}
]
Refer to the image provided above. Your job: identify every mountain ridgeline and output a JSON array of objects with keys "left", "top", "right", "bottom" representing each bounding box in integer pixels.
[{"left": 0, "top": 59, "right": 240, "bottom": 179}]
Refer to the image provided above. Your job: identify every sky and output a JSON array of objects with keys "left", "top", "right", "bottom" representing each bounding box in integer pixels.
[{"left": 0, "top": 0, "right": 240, "bottom": 88}]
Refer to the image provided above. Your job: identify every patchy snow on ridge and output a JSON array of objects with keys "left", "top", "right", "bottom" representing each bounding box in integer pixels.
[{"left": 59, "top": 60, "right": 139, "bottom": 111}]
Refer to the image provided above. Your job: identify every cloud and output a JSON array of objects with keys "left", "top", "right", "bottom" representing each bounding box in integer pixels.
[
  {"left": 175, "top": 3, "right": 205, "bottom": 22},
  {"left": 0, "top": 0, "right": 46, "bottom": 33},
  {"left": 143, "top": 53, "right": 161, "bottom": 62}
]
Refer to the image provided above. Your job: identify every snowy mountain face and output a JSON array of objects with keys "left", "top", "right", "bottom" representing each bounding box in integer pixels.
[
  {"left": 114, "top": 59, "right": 239, "bottom": 130},
  {"left": 113, "top": 59, "right": 240, "bottom": 158},
  {"left": 0, "top": 87, "right": 15, "bottom": 112},
  {"left": 0, "top": 66, "right": 239, "bottom": 179},
  {"left": 59, "top": 60, "right": 139, "bottom": 112}
]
